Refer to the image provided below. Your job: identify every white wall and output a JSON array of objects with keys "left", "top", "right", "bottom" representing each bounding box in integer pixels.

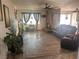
[
  {"left": 0, "top": 0, "right": 15, "bottom": 39},
  {"left": 45, "top": 8, "right": 60, "bottom": 29},
  {"left": 2, "top": 0, "right": 15, "bottom": 20},
  {"left": 0, "top": 22, "right": 7, "bottom": 39},
  {"left": 0, "top": 0, "right": 15, "bottom": 59},
  {"left": 0, "top": 21, "right": 8, "bottom": 59}
]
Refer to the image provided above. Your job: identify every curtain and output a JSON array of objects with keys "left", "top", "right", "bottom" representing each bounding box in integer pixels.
[
  {"left": 21, "top": 14, "right": 25, "bottom": 23},
  {"left": 33, "top": 13, "right": 40, "bottom": 30},
  {"left": 22, "top": 13, "right": 31, "bottom": 23},
  {"left": 33, "top": 13, "right": 40, "bottom": 22},
  {"left": 71, "top": 13, "right": 77, "bottom": 27},
  {"left": 25, "top": 13, "right": 31, "bottom": 23}
]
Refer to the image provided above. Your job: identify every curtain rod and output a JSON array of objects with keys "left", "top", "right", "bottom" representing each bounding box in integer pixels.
[{"left": 21, "top": 12, "right": 40, "bottom": 14}]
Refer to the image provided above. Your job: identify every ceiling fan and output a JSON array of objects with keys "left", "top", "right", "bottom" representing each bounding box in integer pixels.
[{"left": 43, "top": 3, "right": 53, "bottom": 9}]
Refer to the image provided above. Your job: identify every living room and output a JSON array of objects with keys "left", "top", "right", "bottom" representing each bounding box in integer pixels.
[{"left": 0, "top": 0, "right": 79, "bottom": 59}]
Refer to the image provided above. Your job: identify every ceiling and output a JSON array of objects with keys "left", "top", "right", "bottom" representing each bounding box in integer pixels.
[{"left": 10, "top": 0, "right": 79, "bottom": 11}]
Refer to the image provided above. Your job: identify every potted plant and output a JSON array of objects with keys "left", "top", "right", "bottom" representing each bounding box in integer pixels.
[{"left": 4, "top": 29, "right": 23, "bottom": 54}]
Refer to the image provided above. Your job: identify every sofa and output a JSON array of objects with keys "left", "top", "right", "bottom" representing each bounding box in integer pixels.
[
  {"left": 53, "top": 24, "right": 77, "bottom": 39},
  {"left": 61, "top": 35, "right": 78, "bottom": 51},
  {"left": 53, "top": 24, "right": 78, "bottom": 51}
]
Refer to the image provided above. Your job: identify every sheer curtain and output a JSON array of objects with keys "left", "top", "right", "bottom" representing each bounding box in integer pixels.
[
  {"left": 22, "top": 13, "right": 31, "bottom": 23},
  {"left": 33, "top": 13, "right": 40, "bottom": 22},
  {"left": 21, "top": 14, "right": 25, "bottom": 23},
  {"left": 33, "top": 13, "right": 40, "bottom": 30},
  {"left": 71, "top": 13, "right": 77, "bottom": 27},
  {"left": 21, "top": 13, "right": 40, "bottom": 31}
]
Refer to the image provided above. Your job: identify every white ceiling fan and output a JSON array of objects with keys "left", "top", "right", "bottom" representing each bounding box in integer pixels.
[
  {"left": 40, "top": 0, "right": 59, "bottom": 10},
  {"left": 43, "top": 3, "right": 52, "bottom": 9}
]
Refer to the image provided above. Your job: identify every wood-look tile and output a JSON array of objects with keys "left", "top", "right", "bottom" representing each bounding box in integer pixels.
[{"left": 3, "top": 31, "right": 78, "bottom": 59}]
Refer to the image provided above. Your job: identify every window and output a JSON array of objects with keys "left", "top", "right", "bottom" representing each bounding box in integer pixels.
[
  {"left": 22, "top": 13, "right": 40, "bottom": 25},
  {"left": 27, "top": 14, "right": 36, "bottom": 25},
  {"left": 60, "top": 14, "right": 71, "bottom": 25}
]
